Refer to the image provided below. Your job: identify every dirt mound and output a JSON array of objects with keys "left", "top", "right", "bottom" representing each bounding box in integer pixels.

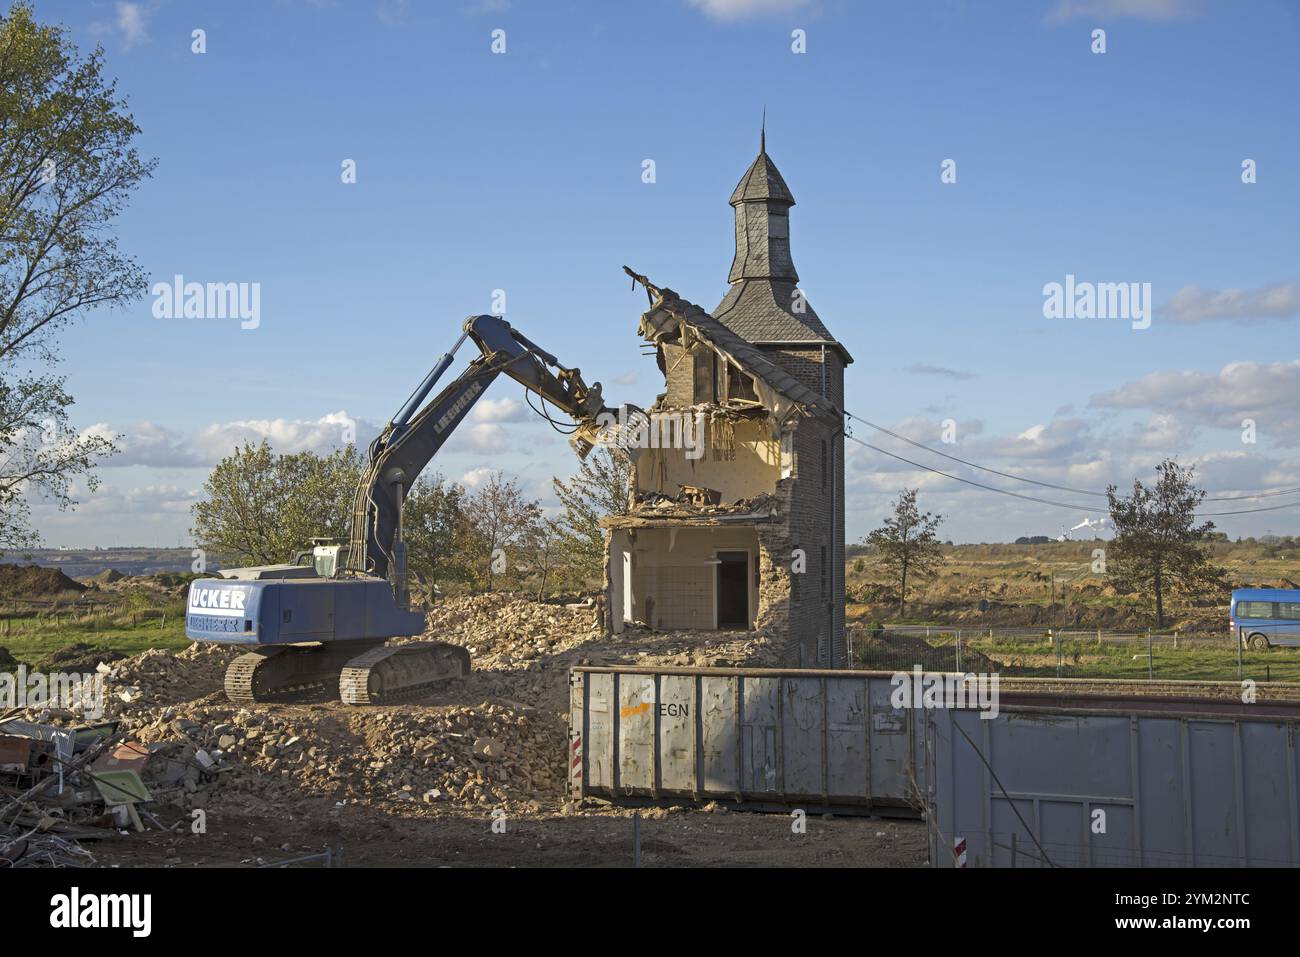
[
  {"left": 88, "top": 568, "right": 125, "bottom": 584},
  {"left": 420, "top": 593, "right": 603, "bottom": 664},
  {"left": 101, "top": 642, "right": 240, "bottom": 710},
  {"left": 0, "top": 563, "right": 87, "bottom": 598},
  {"left": 851, "top": 625, "right": 1003, "bottom": 673},
  {"left": 33, "top": 642, "right": 125, "bottom": 673}
]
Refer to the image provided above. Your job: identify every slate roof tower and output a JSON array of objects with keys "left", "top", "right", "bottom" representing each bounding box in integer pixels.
[{"left": 713, "top": 131, "right": 852, "bottom": 367}]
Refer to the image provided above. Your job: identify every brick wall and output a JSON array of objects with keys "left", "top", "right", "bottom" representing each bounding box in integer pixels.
[{"left": 763, "top": 346, "right": 846, "bottom": 667}]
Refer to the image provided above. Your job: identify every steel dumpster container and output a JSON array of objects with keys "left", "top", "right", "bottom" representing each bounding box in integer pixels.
[
  {"left": 926, "top": 703, "right": 1300, "bottom": 868},
  {"left": 568, "top": 666, "right": 927, "bottom": 813}
]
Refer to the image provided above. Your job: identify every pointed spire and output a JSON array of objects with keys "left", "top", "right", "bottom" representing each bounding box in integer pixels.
[
  {"left": 727, "top": 131, "right": 796, "bottom": 280},
  {"left": 714, "top": 135, "right": 853, "bottom": 363}
]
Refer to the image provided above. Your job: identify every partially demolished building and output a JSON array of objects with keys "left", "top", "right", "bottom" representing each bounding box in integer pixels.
[{"left": 606, "top": 137, "right": 852, "bottom": 667}]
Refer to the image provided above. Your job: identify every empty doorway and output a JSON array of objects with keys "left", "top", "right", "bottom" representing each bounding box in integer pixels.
[{"left": 716, "top": 551, "right": 750, "bottom": 629}]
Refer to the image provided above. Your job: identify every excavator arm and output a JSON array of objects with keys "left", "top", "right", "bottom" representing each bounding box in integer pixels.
[
  {"left": 186, "top": 313, "right": 611, "bottom": 705},
  {"left": 344, "top": 314, "right": 610, "bottom": 601}
]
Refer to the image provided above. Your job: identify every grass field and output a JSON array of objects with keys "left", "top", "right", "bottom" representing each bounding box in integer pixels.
[
  {"left": 853, "top": 629, "right": 1300, "bottom": 682},
  {"left": 0, "top": 607, "right": 189, "bottom": 666},
  {"left": 845, "top": 539, "right": 1300, "bottom": 634}
]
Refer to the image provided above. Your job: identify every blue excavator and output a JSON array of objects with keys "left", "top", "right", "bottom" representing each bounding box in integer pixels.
[{"left": 184, "top": 315, "right": 611, "bottom": 705}]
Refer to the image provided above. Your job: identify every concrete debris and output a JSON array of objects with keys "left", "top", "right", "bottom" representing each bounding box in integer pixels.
[
  {"left": 97, "top": 643, "right": 240, "bottom": 714},
  {"left": 1, "top": 594, "right": 781, "bottom": 863},
  {"left": 677, "top": 484, "right": 722, "bottom": 507},
  {"left": 628, "top": 490, "right": 778, "bottom": 519}
]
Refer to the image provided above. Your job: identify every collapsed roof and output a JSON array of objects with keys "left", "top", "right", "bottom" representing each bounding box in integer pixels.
[{"left": 622, "top": 267, "right": 838, "bottom": 434}]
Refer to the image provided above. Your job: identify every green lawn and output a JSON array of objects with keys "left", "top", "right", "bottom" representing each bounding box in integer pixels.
[
  {"left": 855, "top": 633, "right": 1300, "bottom": 683},
  {"left": 1002, "top": 643, "right": 1300, "bottom": 683},
  {"left": 0, "top": 611, "right": 190, "bottom": 666}
]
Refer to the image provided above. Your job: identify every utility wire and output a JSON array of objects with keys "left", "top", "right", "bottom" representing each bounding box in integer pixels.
[
  {"left": 846, "top": 432, "right": 1300, "bottom": 518},
  {"left": 844, "top": 410, "right": 1300, "bottom": 503},
  {"left": 845, "top": 411, "right": 1110, "bottom": 498},
  {"left": 845, "top": 433, "right": 1107, "bottom": 512},
  {"left": 949, "top": 717, "right": 1056, "bottom": 868}
]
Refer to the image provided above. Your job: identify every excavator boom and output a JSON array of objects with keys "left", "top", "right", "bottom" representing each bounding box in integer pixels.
[
  {"left": 347, "top": 314, "right": 608, "bottom": 592},
  {"left": 184, "top": 313, "right": 611, "bottom": 705}
]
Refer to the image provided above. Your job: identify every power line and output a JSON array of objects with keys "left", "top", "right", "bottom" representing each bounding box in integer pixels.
[
  {"left": 1199, "top": 500, "right": 1300, "bottom": 517},
  {"left": 845, "top": 434, "right": 1106, "bottom": 512},
  {"left": 847, "top": 433, "right": 1300, "bottom": 518},
  {"left": 845, "top": 411, "right": 1109, "bottom": 498},
  {"left": 845, "top": 410, "right": 1300, "bottom": 507}
]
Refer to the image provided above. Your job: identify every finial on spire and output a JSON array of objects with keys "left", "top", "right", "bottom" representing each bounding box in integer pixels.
[{"left": 760, "top": 106, "right": 766, "bottom": 153}]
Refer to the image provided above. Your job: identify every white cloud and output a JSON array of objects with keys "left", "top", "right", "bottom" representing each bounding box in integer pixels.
[
  {"left": 460, "top": 467, "right": 497, "bottom": 487},
  {"left": 82, "top": 422, "right": 206, "bottom": 469},
  {"left": 114, "top": 2, "right": 150, "bottom": 49},
  {"left": 78, "top": 412, "right": 380, "bottom": 471},
  {"left": 1049, "top": 0, "right": 1201, "bottom": 21},
  {"left": 1128, "top": 412, "right": 1196, "bottom": 451},
  {"left": 686, "top": 0, "right": 811, "bottom": 21},
  {"left": 460, "top": 423, "right": 509, "bottom": 453},
  {"left": 1091, "top": 361, "right": 1300, "bottom": 444},
  {"left": 190, "top": 410, "right": 375, "bottom": 461},
  {"left": 908, "top": 363, "right": 976, "bottom": 381},
  {"left": 472, "top": 397, "right": 528, "bottom": 423},
  {"left": 1162, "top": 282, "right": 1300, "bottom": 325},
  {"left": 973, "top": 418, "right": 1096, "bottom": 462},
  {"left": 27, "top": 481, "right": 202, "bottom": 546}
]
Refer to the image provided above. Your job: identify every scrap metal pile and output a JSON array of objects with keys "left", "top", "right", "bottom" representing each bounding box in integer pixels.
[{"left": 0, "top": 710, "right": 228, "bottom": 868}]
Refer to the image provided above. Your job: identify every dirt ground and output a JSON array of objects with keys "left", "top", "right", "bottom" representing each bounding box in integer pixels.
[{"left": 89, "top": 803, "right": 928, "bottom": 868}]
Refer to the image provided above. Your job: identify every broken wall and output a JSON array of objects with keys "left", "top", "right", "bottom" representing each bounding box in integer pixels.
[
  {"left": 764, "top": 346, "right": 845, "bottom": 667},
  {"left": 633, "top": 417, "right": 779, "bottom": 504}
]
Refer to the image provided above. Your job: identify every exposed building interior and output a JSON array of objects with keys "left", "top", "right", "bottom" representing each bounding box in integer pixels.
[{"left": 602, "top": 136, "right": 852, "bottom": 666}]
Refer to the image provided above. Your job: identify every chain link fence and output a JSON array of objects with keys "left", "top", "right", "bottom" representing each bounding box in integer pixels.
[{"left": 849, "top": 623, "right": 1299, "bottom": 683}]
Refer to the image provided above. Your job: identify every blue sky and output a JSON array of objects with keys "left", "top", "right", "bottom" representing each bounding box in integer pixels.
[{"left": 24, "top": 0, "right": 1300, "bottom": 546}]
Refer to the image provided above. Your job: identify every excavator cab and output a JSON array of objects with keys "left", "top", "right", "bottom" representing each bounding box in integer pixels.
[{"left": 289, "top": 539, "right": 350, "bottom": 578}]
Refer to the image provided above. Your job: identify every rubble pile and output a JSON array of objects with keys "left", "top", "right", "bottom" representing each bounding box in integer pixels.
[
  {"left": 415, "top": 593, "right": 781, "bottom": 708},
  {"left": 631, "top": 489, "right": 777, "bottom": 518},
  {"left": 114, "top": 698, "right": 565, "bottom": 814},
  {"left": 0, "top": 715, "right": 224, "bottom": 868},
  {"left": 100, "top": 643, "right": 238, "bottom": 712},
  {"left": 2, "top": 594, "right": 781, "bottom": 865},
  {"left": 419, "top": 594, "right": 603, "bottom": 664}
]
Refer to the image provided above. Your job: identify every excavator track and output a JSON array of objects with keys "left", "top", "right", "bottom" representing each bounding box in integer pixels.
[
  {"left": 339, "top": 642, "right": 471, "bottom": 706},
  {"left": 224, "top": 643, "right": 384, "bottom": 704}
]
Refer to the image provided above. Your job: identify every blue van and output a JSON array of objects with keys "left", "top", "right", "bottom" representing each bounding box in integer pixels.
[{"left": 1231, "top": 588, "right": 1300, "bottom": 649}]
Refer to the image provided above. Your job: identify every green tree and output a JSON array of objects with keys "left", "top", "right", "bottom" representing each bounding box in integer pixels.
[
  {"left": 515, "top": 516, "right": 566, "bottom": 600},
  {"left": 551, "top": 447, "right": 630, "bottom": 587},
  {"left": 460, "top": 471, "right": 542, "bottom": 591},
  {"left": 863, "top": 488, "right": 944, "bottom": 619},
  {"left": 0, "top": 3, "right": 155, "bottom": 548},
  {"left": 1105, "top": 459, "right": 1227, "bottom": 628},
  {"left": 402, "top": 473, "right": 470, "bottom": 596},
  {"left": 191, "top": 441, "right": 362, "bottom": 567}
]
